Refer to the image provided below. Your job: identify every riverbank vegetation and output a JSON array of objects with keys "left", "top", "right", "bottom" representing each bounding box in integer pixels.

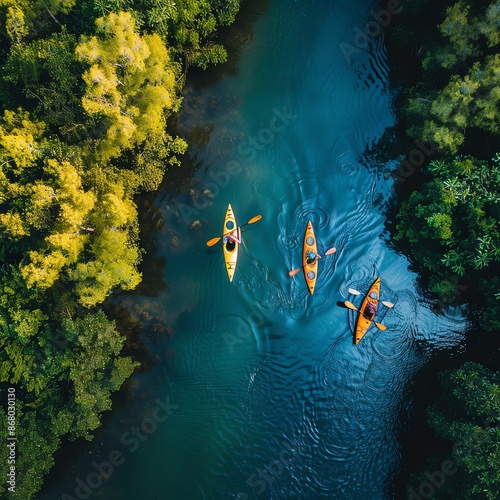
[
  {"left": 389, "top": 0, "right": 500, "bottom": 497},
  {"left": 412, "top": 362, "right": 500, "bottom": 499},
  {"left": 0, "top": 1, "right": 240, "bottom": 498},
  {"left": 392, "top": 0, "right": 500, "bottom": 326}
]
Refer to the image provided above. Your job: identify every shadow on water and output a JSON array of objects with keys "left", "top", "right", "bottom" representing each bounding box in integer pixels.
[
  {"left": 117, "top": 0, "right": 275, "bottom": 301},
  {"left": 390, "top": 327, "right": 476, "bottom": 499},
  {"left": 38, "top": 1, "right": 472, "bottom": 499},
  {"left": 186, "top": 0, "right": 273, "bottom": 89},
  {"left": 38, "top": 303, "right": 154, "bottom": 497}
]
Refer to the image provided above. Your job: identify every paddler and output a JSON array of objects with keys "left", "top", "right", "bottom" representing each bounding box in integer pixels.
[
  {"left": 306, "top": 250, "right": 321, "bottom": 265},
  {"left": 223, "top": 230, "right": 241, "bottom": 245},
  {"left": 364, "top": 296, "right": 379, "bottom": 319}
]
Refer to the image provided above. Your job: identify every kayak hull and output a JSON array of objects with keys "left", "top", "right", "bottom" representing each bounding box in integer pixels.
[
  {"left": 302, "top": 220, "right": 318, "bottom": 295},
  {"left": 222, "top": 204, "right": 240, "bottom": 282},
  {"left": 354, "top": 277, "right": 381, "bottom": 345}
]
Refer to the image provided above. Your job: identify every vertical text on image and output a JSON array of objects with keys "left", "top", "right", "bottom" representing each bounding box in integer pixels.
[{"left": 6, "top": 387, "right": 17, "bottom": 493}]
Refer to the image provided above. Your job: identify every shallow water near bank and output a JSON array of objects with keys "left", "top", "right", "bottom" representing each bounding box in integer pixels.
[{"left": 38, "top": 1, "right": 467, "bottom": 499}]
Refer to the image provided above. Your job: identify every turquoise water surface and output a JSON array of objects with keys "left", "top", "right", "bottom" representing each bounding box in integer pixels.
[{"left": 39, "top": 1, "right": 467, "bottom": 499}]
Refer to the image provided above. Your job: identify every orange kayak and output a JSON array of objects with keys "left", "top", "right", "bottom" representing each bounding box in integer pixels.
[
  {"left": 354, "top": 277, "right": 381, "bottom": 344},
  {"left": 222, "top": 204, "right": 240, "bottom": 282},
  {"left": 302, "top": 220, "right": 318, "bottom": 295}
]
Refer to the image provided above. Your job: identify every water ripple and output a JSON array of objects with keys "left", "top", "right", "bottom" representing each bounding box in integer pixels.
[{"left": 39, "top": 4, "right": 470, "bottom": 500}]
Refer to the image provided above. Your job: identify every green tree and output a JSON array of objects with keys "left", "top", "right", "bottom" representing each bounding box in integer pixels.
[
  {"left": 61, "top": 311, "right": 139, "bottom": 437},
  {"left": 2, "top": 29, "right": 85, "bottom": 138},
  {"left": 402, "top": 0, "right": 500, "bottom": 154},
  {"left": 20, "top": 159, "right": 96, "bottom": 290},
  {"left": 0, "top": 0, "right": 76, "bottom": 44},
  {"left": 75, "top": 11, "right": 183, "bottom": 162},
  {"left": 0, "top": 400, "right": 60, "bottom": 499},
  {"left": 411, "top": 362, "right": 500, "bottom": 499},
  {"left": 421, "top": 54, "right": 500, "bottom": 154},
  {"left": 0, "top": 107, "right": 141, "bottom": 305},
  {"left": 0, "top": 311, "right": 138, "bottom": 499},
  {"left": 0, "top": 1, "right": 241, "bottom": 498},
  {"left": 163, "top": 0, "right": 237, "bottom": 69},
  {"left": 70, "top": 222, "right": 142, "bottom": 308},
  {"left": 395, "top": 154, "right": 500, "bottom": 304},
  {"left": 84, "top": 0, "right": 240, "bottom": 70},
  {"left": 0, "top": 108, "right": 45, "bottom": 173}
]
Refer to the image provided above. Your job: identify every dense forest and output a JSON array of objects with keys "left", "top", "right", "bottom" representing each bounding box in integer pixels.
[
  {"left": 1, "top": 0, "right": 500, "bottom": 498},
  {"left": 0, "top": 1, "right": 241, "bottom": 498},
  {"left": 390, "top": 0, "right": 500, "bottom": 498}
]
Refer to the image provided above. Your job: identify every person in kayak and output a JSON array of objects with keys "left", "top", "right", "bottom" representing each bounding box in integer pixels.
[
  {"left": 364, "top": 300, "right": 378, "bottom": 319},
  {"left": 306, "top": 250, "right": 321, "bottom": 264},
  {"left": 223, "top": 229, "right": 241, "bottom": 250}
]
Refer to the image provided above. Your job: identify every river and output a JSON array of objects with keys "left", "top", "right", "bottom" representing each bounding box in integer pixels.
[{"left": 39, "top": 1, "right": 468, "bottom": 499}]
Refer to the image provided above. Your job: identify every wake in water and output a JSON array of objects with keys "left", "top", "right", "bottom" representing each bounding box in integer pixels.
[{"left": 35, "top": 2, "right": 471, "bottom": 499}]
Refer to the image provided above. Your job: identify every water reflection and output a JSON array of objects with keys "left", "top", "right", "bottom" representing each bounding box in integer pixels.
[{"left": 39, "top": 1, "right": 467, "bottom": 499}]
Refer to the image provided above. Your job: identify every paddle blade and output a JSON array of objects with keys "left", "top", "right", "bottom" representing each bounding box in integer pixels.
[
  {"left": 381, "top": 301, "right": 394, "bottom": 308},
  {"left": 206, "top": 237, "right": 221, "bottom": 247},
  {"left": 247, "top": 215, "right": 262, "bottom": 225},
  {"left": 324, "top": 247, "right": 337, "bottom": 256},
  {"left": 344, "top": 300, "right": 358, "bottom": 311},
  {"left": 288, "top": 268, "right": 301, "bottom": 277},
  {"left": 348, "top": 288, "right": 360, "bottom": 296},
  {"left": 374, "top": 322, "right": 387, "bottom": 331}
]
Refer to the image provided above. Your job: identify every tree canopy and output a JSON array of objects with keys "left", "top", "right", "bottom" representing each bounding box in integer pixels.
[
  {"left": 390, "top": 1, "right": 500, "bottom": 497},
  {"left": 403, "top": 0, "right": 500, "bottom": 155},
  {"left": 392, "top": 0, "right": 500, "bottom": 328},
  {"left": 395, "top": 154, "right": 500, "bottom": 308},
  {"left": 0, "top": 0, "right": 241, "bottom": 498},
  {"left": 409, "top": 362, "right": 500, "bottom": 499}
]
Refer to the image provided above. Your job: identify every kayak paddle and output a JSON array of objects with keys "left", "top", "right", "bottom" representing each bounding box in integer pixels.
[
  {"left": 348, "top": 287, "right": 394, "bottom": 308},
  {"left": 288, "top": 247, "right": 337, "bottom": 277},
  {"left": 206, "top": 214, "right": 262, "bottom": 247},
  {"left": 344, "top": 300, "right": 387, "bottom": 331}
]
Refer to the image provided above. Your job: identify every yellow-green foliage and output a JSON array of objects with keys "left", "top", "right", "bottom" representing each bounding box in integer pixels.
[
  {"left": 422, "top": 54, "right": 500, "bottom": 153},
  {"left": 405, "top": 1, "right": 500, "bottom": 154},
  {"left": 0, "top": 1, "right": 241, "bottom": 498},
  {"left": 76, "top": 11, "right": 182, "bottom": 161},
  {"left": 396, "top": 2, "right": 500, "bottom": 296},
  {"left": 0, "top": 0, "right": 76, "bottom": 47},
  {"left": 0, "top": 108, "right": 45, "bottom": 171}
]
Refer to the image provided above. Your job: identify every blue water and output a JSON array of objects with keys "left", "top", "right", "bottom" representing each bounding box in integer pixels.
[{"left": 39, "top": 1, "right": 467, "bottom": 499}]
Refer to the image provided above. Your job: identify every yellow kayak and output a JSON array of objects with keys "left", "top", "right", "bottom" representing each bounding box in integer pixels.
[
  {"left": 354, "top": 277, "right": 381, "bottom": 344},
  {"left": 302, "top": 220, "right": 318, "bottom": 295},
  {"left": 222, "top": 204, "right": 241, "bottom": 282}
]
